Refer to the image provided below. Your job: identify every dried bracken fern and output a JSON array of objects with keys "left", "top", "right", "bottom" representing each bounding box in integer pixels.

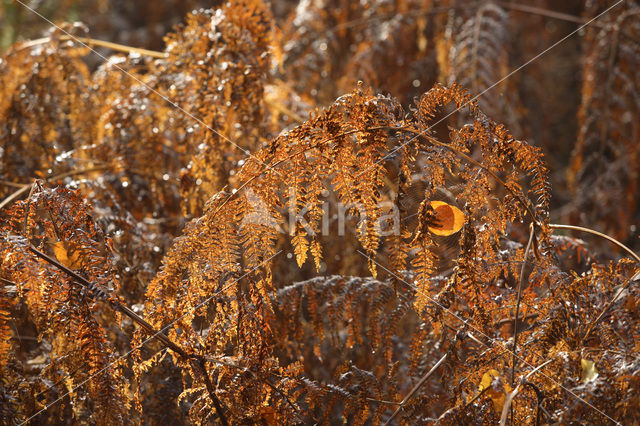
[
  {"left": 443, "top": 2, "right": 524, "bottom": 133},
  {"left": 139, "top": 81, "right": 555, "bottom": 423},
  {"left": 1, "top": 187, "right": 129, "bottom": 423},
  {"left": 0, "top": 1, "right": 639, "bottom": 424},
  {"left": 568, "top": 1, "right": 640, "bottom": 245},
  {"left": 0, "top": 24, "right": 92, "bottom": 198}
]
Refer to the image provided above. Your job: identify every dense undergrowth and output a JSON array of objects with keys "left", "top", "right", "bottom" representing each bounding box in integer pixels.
[{"left": 1, "top": 0, "right": 639, "bottom": 424}]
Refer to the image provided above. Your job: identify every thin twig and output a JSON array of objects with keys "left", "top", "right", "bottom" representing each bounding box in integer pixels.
[
  {"left": 22, "top": 181, "right": 37, "bottom": 235},
  {"left": 367, "top": 398, "right": 402, "bottom": 406},
  {"left": 500, "top": 2, "right": 587, "bottom": 24},
  {"left": 582, "top": 269, "right": 640, "bottom": 342},
  {"left": 0, "top": 180, "right": 27, "bottom": 188},
  {"left": 0, "top": 277, "right": 18, "bottom": 287},
  {"left": 461, "top": 386, "right": 490, "bottom": 412},
  {"left": 511, "top": 223, "right": 536, "bottom": 387},
  {"left": 500, "top": 360, "right": 554, "bottom": 426},
  {"left": 494, "top": 313, "right": 538, "bottom": 328},
  {"left": 0, "top": 166, "right": 110, "bottom": 210},
  {"left": 549, "top": 223, "right": 640, "bottom": 263},
  {"left": 0, "top": 184, "right": 31, "bottom": 210},
  {"left": 15, "top": 35, "right": 167, "bottom": 58},
  {"left": 383, "top": 352, "right": 448, "bottom": 425},
  {"left": 27, "top": 245, "right": 230, "bottom": 425}
]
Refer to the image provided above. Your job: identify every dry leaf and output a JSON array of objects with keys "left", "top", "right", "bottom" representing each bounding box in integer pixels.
[
  {"left": 478, "top": 369, "right": 512, "bottom": 413},
  {"left": 581, "top": 358, "right": 598, "bottom": 383},
  {"left": 52, "top": 241, "right": 85, "bottom": 270},
  {"left": 428, "top": 201, "right": 465, "bottom": 236}
]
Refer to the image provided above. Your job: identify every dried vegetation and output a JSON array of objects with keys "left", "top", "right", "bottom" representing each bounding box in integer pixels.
[{"left": 1, "top": 0, "right": 639, "bottom": 424}]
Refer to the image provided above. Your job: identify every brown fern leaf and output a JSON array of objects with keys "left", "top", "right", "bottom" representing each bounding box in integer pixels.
[
  {"left": 273, "top": 275, "right": 428, "bottom": 423},
  {"left": 442, "top": 2, "right": 524, "bottom": 133},
  {"left": 0, "top": 186, "right": 129, "bottom": 423},
  {"left": 568, "top": 2, "right": 640, "bottom": 246},
  {"left": 142, "top": 82, "right": 551, "bottom": 423},
  {"left": 0, "top": 281, "right": 13, "bottom": 371},
  {"left": 161, "top": 2, "right": 274, "bottom": 216},
  {"left": 0, "top": 23, "right": 92, "bottom": 197}
]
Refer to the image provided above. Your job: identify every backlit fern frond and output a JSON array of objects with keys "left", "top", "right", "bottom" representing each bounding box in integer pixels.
[
  {"left": 140, "top": 82, "right": 551, "bottom": 422},
  {"left": 161, "top": 2, "right": 274, "bottom": 216},
  {"left": 0, "top": 186, "right": 129, "bottom": 423},
  {"left": 2, "top": 3, "right": 637, "bottom": 422},
  {"left": 0, "top": 24, "right": 91, "bottom": 197}
]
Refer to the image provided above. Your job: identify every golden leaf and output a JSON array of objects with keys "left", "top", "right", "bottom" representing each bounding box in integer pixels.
[
  {"left": 478, "top": 369, "right": 512, "bottom": 413},
  {"left": 581, "top": 358, "right": 598, "bottom": 383},
  {"left": 52, "top": 241, "right": 85, "bottom": 270},
  {"left": 428, "top": 201, "right": 465, "bottom": 236}
]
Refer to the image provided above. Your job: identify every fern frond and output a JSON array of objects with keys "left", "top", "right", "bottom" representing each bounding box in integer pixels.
[{"left": 568, "top": 3, "right": 640, "bottom": 244}]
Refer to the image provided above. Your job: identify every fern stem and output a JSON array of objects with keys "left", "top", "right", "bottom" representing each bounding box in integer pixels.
[
  {"left": 383, "top": 352, "right": 448, "bottom": 425},
  {"left": 0, "top": 166, "right": 109, "bottom": 210},
  {"left": 549, "top": 224, "right": 640, "bottom": 263},
  {"left": 27, "top": 245, "right": 186, "bottom": 354},
  {"left": 510, "top": 224, "right": 535, "bottom": 385},
  {"left": 27, "top": 244, "right": 231, "bottom": 424},
  {"left": 16, "top": 35, "right": 167, "bottom": 58},
  {"left": 193, "top": 357, "right": 230, "bottom": 426},
  {"left": 510, "top": 223, "right": 535, "bottom": 425},
  {"left": 500, "top": 2, "right": 587, "bottom": 25},
  {"left": 582, "top": 270, "right": 640, "bottom": 343}
]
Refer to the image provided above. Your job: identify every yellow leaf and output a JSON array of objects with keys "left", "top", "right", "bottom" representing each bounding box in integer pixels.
[
  {"left": 478, "top": 369, "right": 499, "bottom": 391},
  {"left": 428, "top": 201, "right": 465, "bottom": 236},
  {"left": 52, "top": 241, "right": 84, "bottom": 270},
  {"left": 478, "top": 369, "right": 512, "bottom": 413},
  {"left": 581, "top": 358, "right": 598, "bottom": 383}
]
